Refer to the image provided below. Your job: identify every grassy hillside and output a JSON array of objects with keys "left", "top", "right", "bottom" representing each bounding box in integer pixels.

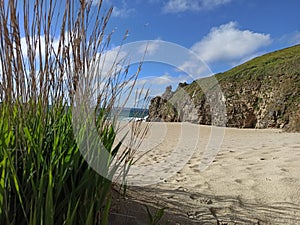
[
  {"left": 149, "top": 44, "right": 300, "bottom": 131},
  {"left": 218, "top": 44, "right": 300, "bottom": 81}
]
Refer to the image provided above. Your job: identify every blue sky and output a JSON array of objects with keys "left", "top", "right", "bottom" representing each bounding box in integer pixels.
[
  {"left": 93, "top": 0, "right": 300, "bottom": 101},
  {"left": 9, "top": 0, "right": 300, "bottom": 106}
]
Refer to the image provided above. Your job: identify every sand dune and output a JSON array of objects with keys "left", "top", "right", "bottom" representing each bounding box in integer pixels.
[{"left": 114, "top": 122, "right": 300, "bottom": 224}]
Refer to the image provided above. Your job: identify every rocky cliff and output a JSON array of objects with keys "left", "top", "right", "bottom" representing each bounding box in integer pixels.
[{"left": 148, "top": 45, "right": 300, "bottom": 131}]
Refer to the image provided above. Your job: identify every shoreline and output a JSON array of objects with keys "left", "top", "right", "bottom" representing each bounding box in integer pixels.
[
  {"left": 120, "top": 119, "right": 299, "bottom": 133},
  {"left": 149, "top": 120, "right": 294, "bottom": 133}
]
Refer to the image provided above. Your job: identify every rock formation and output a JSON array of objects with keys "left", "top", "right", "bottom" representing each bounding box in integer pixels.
[{"left": 147, "top": 45, "right": 300, "bottom": 131}]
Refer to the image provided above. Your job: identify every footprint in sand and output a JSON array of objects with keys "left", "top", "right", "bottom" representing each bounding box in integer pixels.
[
  {"left": 175, "top": 177, "right": 187, "bottom": 182},
  {"left": 234, "top": 178, "right": 256, "bottom": 187},
  {"left": 189, "top": 164, "right": 199, "bottom": 169},
  {"left": 177, "top": 186, "right": 189, "bottom": 192},
  {"left": 189, "top": 194, "right": 213, "bottom": 205}
]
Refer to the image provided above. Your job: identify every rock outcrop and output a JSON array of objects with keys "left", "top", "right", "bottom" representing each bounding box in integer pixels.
[{"left": 147, "top": 45, "right": 300, "bottom": 131}]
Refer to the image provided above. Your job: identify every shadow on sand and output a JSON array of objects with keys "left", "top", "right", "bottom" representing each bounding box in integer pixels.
[{"left": 109, "top": 186, "right": 300, "bottom": 224}]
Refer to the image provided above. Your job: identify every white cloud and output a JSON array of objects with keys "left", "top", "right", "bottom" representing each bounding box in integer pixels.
[
  {"left": 112, "top": 6, "right": 134, "bottom": 18},
  {"left": 163, "top": 0, "right": 232, "bottom": 13},
  {"left": 97, "top": 47, "right": 128, "bottom": 77},
  {"left": 138, "top": 39, "right": 161, "bottom": 56},
  {"left": 135, "top": 73, "right": 190, "bottom": 97},
  {"left": 201, "top": 0, "right": 232, "bottom": 8},
  {"left": 92, "top": 0, "right": 134, "bottom": 18},
  {"left": 20, "top": 35, "right": 61, "bottom": 59},
  {"left": 191, "top": 21, "right": 271, "bottom": 63},
  {"left": 138, "top": 74, "right": 173, "bottom": 86},
  {"left": 122, "top": 73, "right": 190, "bottom": 107},
  {"left": 178, "top": 56, "right": 212, "bottom": 77}
]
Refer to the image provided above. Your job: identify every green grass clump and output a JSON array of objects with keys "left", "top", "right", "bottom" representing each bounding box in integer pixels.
[
  {"left": 0, "top": 0, "right": 147, "bottom": 224},
  {"left": 0, "top": 100, "right": 122, "bottom": 225}
]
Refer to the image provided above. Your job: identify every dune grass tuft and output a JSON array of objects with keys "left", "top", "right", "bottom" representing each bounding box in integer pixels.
[{"left": 0, "top": 0, "right": 147, "bottom": 224}]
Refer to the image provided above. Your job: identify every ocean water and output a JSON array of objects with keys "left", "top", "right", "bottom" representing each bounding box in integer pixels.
[{"left": 110, "top": 107, "right": 149, "bottom": 121}]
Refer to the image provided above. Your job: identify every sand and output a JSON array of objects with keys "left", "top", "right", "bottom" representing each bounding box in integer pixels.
[{"left": 112, "top": 122, "right": 300, "bottom": 224}]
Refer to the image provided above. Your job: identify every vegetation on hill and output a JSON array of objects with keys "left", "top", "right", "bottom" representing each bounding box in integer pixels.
[{"left": 148, "top": 45, "right": 300, "bottom": 131}]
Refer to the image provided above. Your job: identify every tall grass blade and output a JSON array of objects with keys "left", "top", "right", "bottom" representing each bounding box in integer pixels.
[
  {"left": 102, "top": 196, "right": 112, "bottom": 225},
  {"left": 65, "top": 199, "right": 80, "bottom": 225},
  {"left": 0, "top": 0, "right": 148, "bottom": 224},
  {"left": 85, "top": 202, "right": 95, "bottom": 225},
  {"left": 45, "top": 167, "right": 54, "bottom": 225}
]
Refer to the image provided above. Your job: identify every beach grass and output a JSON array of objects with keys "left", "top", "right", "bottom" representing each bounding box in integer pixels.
[{"left": 0, "top": 0, "right": 147, "bottom": 224}]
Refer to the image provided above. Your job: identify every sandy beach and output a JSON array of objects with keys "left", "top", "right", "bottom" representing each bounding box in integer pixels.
[{"left": 112, "top": 122, "right": 300, "bottom": 224}]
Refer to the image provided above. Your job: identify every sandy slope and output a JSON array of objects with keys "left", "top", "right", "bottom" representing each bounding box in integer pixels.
[{"left": 113, "top": 122, "right": 300, "bottom": 224}]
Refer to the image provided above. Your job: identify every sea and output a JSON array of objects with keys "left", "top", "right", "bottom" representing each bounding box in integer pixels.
[{"left": 110, "top": 107, "right": 149, "bottom": 121}]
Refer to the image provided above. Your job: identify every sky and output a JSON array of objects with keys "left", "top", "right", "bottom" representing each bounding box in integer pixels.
[
  {"left": 4, "top": 0, "right": 299, "bottom": 107},
  {"left": 92, "top": 0, "right": 300, "bottom": 103}
]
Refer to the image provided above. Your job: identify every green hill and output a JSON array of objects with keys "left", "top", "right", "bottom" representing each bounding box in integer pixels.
[{"left": 148, "top": 44, "right": 300, "bottom": 131}]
